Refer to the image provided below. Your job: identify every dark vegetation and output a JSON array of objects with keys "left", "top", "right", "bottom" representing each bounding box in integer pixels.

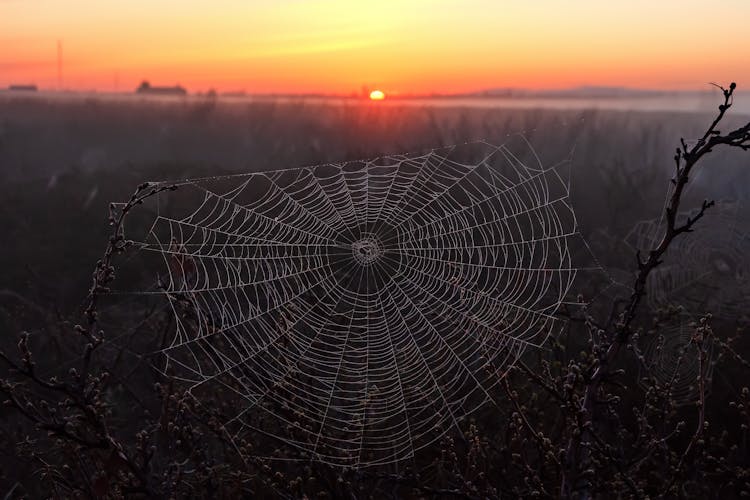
[{"left": 1, "top": 87, "right": 750, "bottom": 498}]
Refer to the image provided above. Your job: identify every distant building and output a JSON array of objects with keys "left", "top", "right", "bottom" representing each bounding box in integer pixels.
[
  {"left": 136, "top": 81, "right": 187, "bottom": 96},
  {"left": 8, "top": 85, "right": 38, "bottom": 92}
]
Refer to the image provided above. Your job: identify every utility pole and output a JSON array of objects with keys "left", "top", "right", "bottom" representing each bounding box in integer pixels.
[{"left": 57, "top": 39, "right": 63, "bottom": 90}]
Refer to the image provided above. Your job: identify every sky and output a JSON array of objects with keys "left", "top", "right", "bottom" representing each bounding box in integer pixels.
[{"left": 1, "top": 0, "right": 749, "bottom": 95}]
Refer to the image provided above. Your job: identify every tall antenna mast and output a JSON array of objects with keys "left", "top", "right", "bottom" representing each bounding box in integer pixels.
[{"left": 57, "top": 39, "right": 63, "bottom": 90}]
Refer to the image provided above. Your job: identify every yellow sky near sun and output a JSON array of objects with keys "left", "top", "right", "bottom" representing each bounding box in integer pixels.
[{"left": 1, "top": 0, "right": 749, "bottom": 93}]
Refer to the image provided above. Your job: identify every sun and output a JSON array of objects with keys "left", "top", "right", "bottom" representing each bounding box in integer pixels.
[{"left": 369, "top": 90, "right": 385, "bottom": 101}]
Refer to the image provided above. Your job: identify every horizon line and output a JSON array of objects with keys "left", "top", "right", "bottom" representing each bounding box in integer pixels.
[{"left": 0, "top": 83, "right": 739, "bottom": 99}]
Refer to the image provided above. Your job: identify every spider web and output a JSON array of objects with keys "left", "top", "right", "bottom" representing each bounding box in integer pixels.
[
  {"left": 626, "top": 200, "right": 750, "bottom": 322},
  {"left": 637, "top": 312, "right": 714, "bottom": 407},
  {"left": 122, "top": 140, "right": 598, "bottom": 467}
]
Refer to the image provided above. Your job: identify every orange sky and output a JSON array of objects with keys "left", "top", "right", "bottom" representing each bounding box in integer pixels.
[{"left": 2, "top": 0, "right": 749, "bottom": 94}]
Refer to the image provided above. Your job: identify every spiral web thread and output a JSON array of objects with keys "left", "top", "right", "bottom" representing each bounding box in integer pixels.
[
  {"left": 128, "top": 140, "right": 598, "bottom": 467},
  {"left": 626, "top": 200, "right": 750, "bottom": 322}
]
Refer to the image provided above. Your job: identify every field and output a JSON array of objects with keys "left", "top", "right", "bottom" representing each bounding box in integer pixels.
[{"left": 1, "top": 95, "right": 750, "bottom": 497}]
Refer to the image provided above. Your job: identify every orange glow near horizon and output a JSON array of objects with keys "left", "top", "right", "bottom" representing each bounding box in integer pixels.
[
  {"left": 369, "top": 90, "right": 385, "bottom": 100},
  {"left": 1, "top": 1, "right": 750, "bottom": 94}
]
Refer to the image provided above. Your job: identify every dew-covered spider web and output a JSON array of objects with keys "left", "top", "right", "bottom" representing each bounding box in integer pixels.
[
  {"left": 119, "top": 140, "right": 601, "bottom": 467},
  {"left": 637, "top": 312, "right": 714, "bottom": 407},
  {"left": 626, "top": 200, "right": 750, "bottom": 322}
]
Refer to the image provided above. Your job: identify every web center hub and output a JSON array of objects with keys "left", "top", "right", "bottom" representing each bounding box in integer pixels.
[{"left": 351, "top": 235, "right": 384, "bottom": 266}]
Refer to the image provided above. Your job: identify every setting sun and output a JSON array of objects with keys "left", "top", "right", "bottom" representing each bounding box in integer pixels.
[{"left": 369, "top": 90, "right": 385, "bottom": 100}]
